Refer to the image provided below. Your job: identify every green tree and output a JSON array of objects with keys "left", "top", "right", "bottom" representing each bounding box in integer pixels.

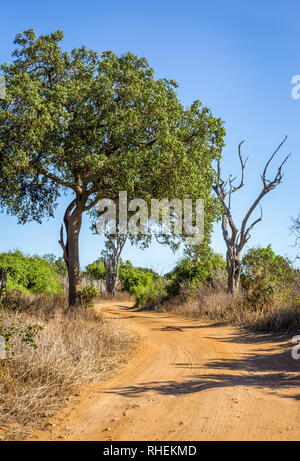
[
  {"left": 0, "top": 29, "right": 224, "bottom": 306},
  {"left": 241, "top": 245, "right": 295, "bottom": 306}
]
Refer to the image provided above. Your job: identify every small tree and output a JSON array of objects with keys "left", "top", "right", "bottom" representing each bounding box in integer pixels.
[
  {"left": 241, "top": 245, "right": 295, "bottom": 306},
  {"left": 213, "top": 137, "right": 290, "bottom": 294}
]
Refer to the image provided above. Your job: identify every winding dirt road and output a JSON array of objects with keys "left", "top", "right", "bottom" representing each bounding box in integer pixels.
[{"left": 37, "top": 301, "right": 300, "bottom": 441}]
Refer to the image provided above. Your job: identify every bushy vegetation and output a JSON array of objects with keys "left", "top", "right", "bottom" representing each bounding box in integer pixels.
[
  {"left": 77, "top": 284, "right": 100, "bottom": 308},
  {"left": 119, "top": 261, "right": 166, "bottom": 306},
  {"left": 0, "top": 251, "right": 63, "bottom": 294},
  {"left": 43, "top": 254, "right": 67, "bottom": 277},
  {"left": 165, "top": 253, "right": 226, "bottom": 297},
  {"left": 241, "top": 245, "right": 298, "bottom": 306},
  {"left": 145, "top": 246, "right": 300, "bottom": 333},
  {"left": 84, "top": 259, "right": 106, "bottom": 280}
]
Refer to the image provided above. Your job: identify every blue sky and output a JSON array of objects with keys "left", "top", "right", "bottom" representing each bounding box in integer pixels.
[{"left": 0, "top": 0, "right": 299, "bottom": 273}]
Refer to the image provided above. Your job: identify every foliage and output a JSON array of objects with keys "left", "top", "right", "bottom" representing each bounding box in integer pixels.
[
  {"left": 166, "top": 252, "right": 226, "bottom": 297},
  {"left": 85, "top": 259, "right": 106, "bottom": 280},
  {"left": 43, "top": 254, "right": 67, "bottom": 277},
  {"left": 0, "top": 312, "right": 44, "bottom": 362},
  {"left": 116, "top": 260, "right": 163, "bottom": 305},
  {"left": 131, "top": 278, "right": 166, "bottom": 307},
  {"left": 77, "top": 284, "right": 100, "bottom": 308},
  {"left": 0, "top": 28, "right": 225, "bottom": 218},
  {"left": 241, "top": 245, "right": 296, "bottom": 306},
  {"left": 119, "top": 260, "right": 154, "bottom": 292},
  {"left": 0, "top": 251, "right": 63, "bottom": 294}
]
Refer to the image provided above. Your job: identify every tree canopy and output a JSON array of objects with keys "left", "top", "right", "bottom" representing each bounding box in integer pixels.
[{"left": 0, "top": 29, "right": 225, "bottom": 306}]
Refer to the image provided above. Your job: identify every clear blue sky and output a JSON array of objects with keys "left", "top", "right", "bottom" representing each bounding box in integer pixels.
[{"left": 0, "top": 0, "right": 299, "bottom": 273}]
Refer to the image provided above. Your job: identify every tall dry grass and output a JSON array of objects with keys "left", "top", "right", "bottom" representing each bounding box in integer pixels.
[
  {"left": 0, "top": 292, "right": 134, "bottom": 440},
  {"left": 151, "top": 284, "right": 300, "bottom": 333}
]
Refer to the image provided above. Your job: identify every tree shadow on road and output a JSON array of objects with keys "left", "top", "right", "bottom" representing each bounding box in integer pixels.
[{"left": 104, "top": 346, "right": 300, "bottom": 400}]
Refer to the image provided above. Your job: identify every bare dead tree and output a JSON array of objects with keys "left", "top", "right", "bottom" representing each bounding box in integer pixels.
[{"left": 213, "top": 136, "right": 290, "bottom": 294}]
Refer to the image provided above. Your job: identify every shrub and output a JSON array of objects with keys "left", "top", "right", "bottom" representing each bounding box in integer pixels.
[
  {"left": 241, "top": 245, "right": 297, "bottom": 306},
  {"left": 119, "top": 261, "right": 154, "bottom": 293},
  {"left": 43, "top": 254, "right": 67, "bottom": 277},
  {"left": 0, "top": 251, "right": 62, "bottom": 294},
  {"left": 131, "top": 278, "right": 166, "bottom": 306},
  {"left": 77, "top": 284, "right": 100, "bottom": 308},
  {"left": 0, "top": 311, "right": 44, "bottom": 363},
  {"left": 84, "top": 259, "right": 106, "bottom": 280},
  {"left": 166, "top": 252, "right": 226, "bottom": 297}
]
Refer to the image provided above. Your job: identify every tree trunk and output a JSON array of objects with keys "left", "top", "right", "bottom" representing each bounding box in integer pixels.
[
  {"left": 226, "top": 251, "right": 241, "bottom": 295},
  {"left": 59, "top": 200, "right": 82, "bottom": 307},
  {"left": 106, "top": 267, "right": 119, "bottom": 296},
  {"left": 103, "top": 235, "right": 127, "bottom": 296},
  {"left": 105, "top": 253, "right": 121, "bottom": 296},
  {"left": 67, "top": 214, "right": 82, "bottom": 306}
]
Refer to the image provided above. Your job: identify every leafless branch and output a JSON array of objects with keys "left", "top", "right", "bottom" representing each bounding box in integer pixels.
[{"left": 213, "top": 137, "right": 290, "bottom": 293}]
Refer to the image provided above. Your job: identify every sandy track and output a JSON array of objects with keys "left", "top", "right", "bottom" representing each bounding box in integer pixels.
[{"left": 37, "top": 301, "right": 300, "bottom": 441}]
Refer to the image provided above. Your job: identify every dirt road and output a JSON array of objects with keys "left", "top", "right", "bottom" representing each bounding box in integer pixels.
[{"left": 37, "top": 301, "right": 300, "bottom": 441}]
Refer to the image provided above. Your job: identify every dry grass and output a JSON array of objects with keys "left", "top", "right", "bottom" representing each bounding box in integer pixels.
[
  {"left": 151, "top": 286, "right": 300, "bottom": 333},
  {"left": 95, "top": 291, "right": 135, "bottom": 303},
  {"left": 0, "top": 292, "right": 134, "bottom": 440}
]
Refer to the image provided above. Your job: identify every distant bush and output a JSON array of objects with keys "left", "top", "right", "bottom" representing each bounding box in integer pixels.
[
  {"left": 166, "top": 253, "right": 226, "bottom": 297},
  {"left": 0, "top": 251, "right": 62, "bottom": 294},
  {"left": 147, "top": 245, "right": 300, "bottom": 333},
  {"left": 84, "top": 259, "right": 106, "bottom": 280},
  {"left": 241, "top": 245, "right": 298, "bottom": 306},
  {"left": 119, "top": 261, "right": 154, "bottom": 292},
  {"left": 131, "top": 278, "right": 167, "bottom": 306},
  {"left": 117, "top": 261, "right": 165, "bottom": 306}
]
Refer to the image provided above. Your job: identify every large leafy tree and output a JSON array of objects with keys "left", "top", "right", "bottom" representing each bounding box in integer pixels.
[{"left": 0, "top": 29, "right": 225, "bottom": 306}]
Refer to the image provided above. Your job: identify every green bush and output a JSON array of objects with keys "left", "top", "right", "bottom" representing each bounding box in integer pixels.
[
  {"left": 43, "top": 254, "right": 67, "bottom": 277},
  {"left": 119, "top": 261, "right": 154, "bottom": 292},
  {"left": 84, "top": 259, "right": 106, "bottom": 280},
  {"left": 241, "top": 245, "right": 297, "bottom": 306},
  {"left": 0, "top": 251, "right": 62, "bottom": 294},
  {"left": 118, "top": 261, "right": 165, "bottom": 306},
  {"left": 131, "top": 278, "right": 166, "bottom": 306},
  {"left": 77, "top": 284, "right": 100, "bottom": 308},
  {"left": 166, "top": 253, "right": 226, "bottom": 297}
]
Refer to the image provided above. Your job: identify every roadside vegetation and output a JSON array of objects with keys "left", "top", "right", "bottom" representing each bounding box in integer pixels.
[
  {"left": 0, "top": 251, "right": 63, "bottom": 294},
  {"left": 143, "top": 246, "right": 300, "bottom": 333}
]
